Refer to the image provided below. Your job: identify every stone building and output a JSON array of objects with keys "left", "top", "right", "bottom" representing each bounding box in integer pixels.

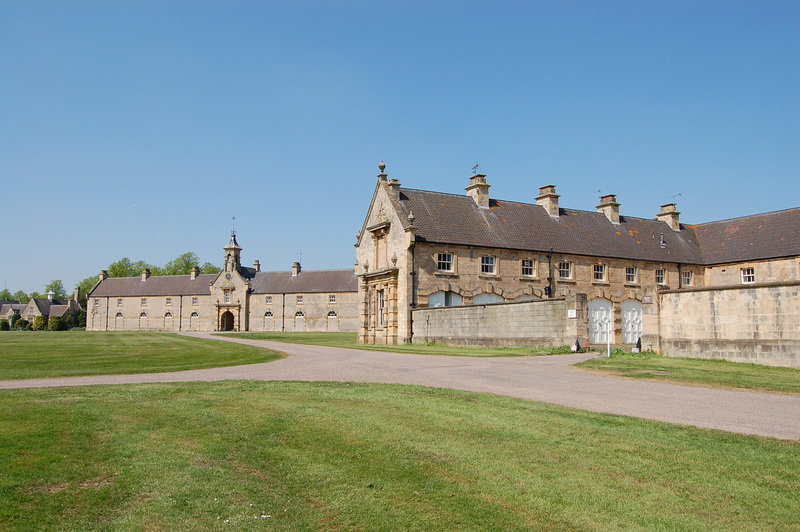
[
  {"left": 20, "top": 290, "right": 82, "bottom": 326},
  {"left": 355, "top": 162, "right": 799, "bottom": 348},
  {"left": 86, "top": 233, "right": 359, "bottom": 332}
]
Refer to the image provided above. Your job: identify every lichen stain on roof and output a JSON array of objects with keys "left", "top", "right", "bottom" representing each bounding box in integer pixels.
[{"left": 725, "top": 226, "right": 740, "bottom": 234}]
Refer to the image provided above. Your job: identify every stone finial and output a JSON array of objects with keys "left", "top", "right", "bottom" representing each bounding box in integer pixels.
[
  {"left": 378, "top": 160, "right": 388, "bottom": 181},
  {"left": 407, "top": 211, "right": 415, "bottom": 224}
]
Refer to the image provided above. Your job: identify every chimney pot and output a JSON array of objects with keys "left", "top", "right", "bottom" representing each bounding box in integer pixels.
[
  {"left": 190, "top": 266, "right": 199, "bottom": 280},
  {"left": 253, "top": 260, "right": 261, "bottom": 272},
  {"left": 292, "top": 262, "right": 301, "bottom": 277},
  {"left": 141, "top": 268, "right": 151, "bottom": 282},
  {"left": 99, "top": 270, "right": 108, "bottom": 281},
  {"left": 536, "top": 185, "right": 560, "bottom": 217}
]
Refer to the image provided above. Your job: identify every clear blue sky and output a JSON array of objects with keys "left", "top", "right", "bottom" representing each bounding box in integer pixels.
[{"left": 1, "top": 1, "right": 798, "bottom": 295}]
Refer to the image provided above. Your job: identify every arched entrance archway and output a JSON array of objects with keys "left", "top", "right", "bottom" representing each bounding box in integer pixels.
[{"left": 220, "top": 311, "right": 234, "bottom": 331}]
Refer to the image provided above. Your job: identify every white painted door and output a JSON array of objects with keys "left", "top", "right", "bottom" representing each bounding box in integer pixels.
[
  {"left": 588, "top": 299, "right": 612, "bottom": 344},
  {"left": 621, "top": 300, "right": 643, "bottom": 344}
]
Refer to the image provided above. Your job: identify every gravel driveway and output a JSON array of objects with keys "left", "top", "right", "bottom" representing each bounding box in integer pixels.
[{"left": 2, "top": 332, "right": 799, "bottom": 441}]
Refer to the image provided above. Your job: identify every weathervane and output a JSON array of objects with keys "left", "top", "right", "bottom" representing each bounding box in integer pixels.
[
  {"left": 232, "top": 216, "right": 236, "bottom": 236},
  {"left": 669, "top": 193, "right": 682, "bottom": 204},
  {"left": 472, "top": 162, "right": 480, "bottom": 175}
]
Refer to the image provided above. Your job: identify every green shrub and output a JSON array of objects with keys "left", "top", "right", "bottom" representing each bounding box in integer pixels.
[
  {"left": 32, "top": 316, "right": 47, "bottom": 331},
  {"left": 0, "top": 320, "right": 9, "bottom": 331},
  {"left": 10, "top": 313, "right": 20, "bottom": 329},
  {"left": 15, "top": 318, "right": 29, "bottom": 330},
  {"left": 77, "top": 310, "right": 87, "bottom": 328},
  {"left": 48, "top": 316, "right": 62, "bottom": 331}
]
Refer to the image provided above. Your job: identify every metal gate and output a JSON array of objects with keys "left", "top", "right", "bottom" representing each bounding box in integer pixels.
[
  {"left": 621, "top": 299, "right": 643, "bottom": 344},
  {"left": 588, "top": 298, "right": 612, "bottom": 344}
]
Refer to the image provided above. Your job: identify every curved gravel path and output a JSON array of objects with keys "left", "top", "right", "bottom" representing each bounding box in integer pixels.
[{"left": 2, "top": 332, "right": 799, "bottom": 441}]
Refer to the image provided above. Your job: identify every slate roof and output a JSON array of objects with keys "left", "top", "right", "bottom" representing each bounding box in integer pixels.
[
  {"left": 89, "top": 274, "right": 220, "bottom": 297},
  {"left": 689, "top": 208, "right": 800, "bottom": 265},
  {"left": 31, "top": 299, "right": 74, "bottom": 314},
  {"left": 249, "top": 269, "right": 358, "bottom": 294},
  {"left": 88, "top": 269, "right": 358, "bottom": 297},
  {"left": 397, "top": 188, "right": 705, "bottom": 264}
]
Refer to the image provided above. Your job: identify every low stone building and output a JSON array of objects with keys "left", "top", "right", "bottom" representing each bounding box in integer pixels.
[
  {"left": 86, "top": 234, "right": 359, "bottom": 332},
  {"left": 20, "top": 290, "right": 83, "bottom": 326},
  {"left": 355, "top": 162, "right": 799, "bottom": 352}
]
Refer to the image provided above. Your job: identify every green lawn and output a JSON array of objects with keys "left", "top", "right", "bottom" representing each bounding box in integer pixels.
[
  {"left": 578, "top": 350, "right": 800, "bottom": 395},
  {"left": 219, "top": 331, "right": 571, "bottom": 357},
  {"left": 1, "top": 381, "right": 798, "bottom": 530},
  {"left": 0, "top": 331, "right": 280, "bottom": 380}
]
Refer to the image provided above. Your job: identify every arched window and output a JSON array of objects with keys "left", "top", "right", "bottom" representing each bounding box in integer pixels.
[
  {"left": 165, "top": 312, "right": 172, "bottom": 318},
  {"left": 327, "top": 310, "right": 337, "bottom": 317},
  {"left": 265, "top": 310, "right": 273, "bottom": 317},
  {"left": 115, "top": 312, "right": 123, "bottom": 318},
  {"left": 140, "top": 312, "right": 147, "bottom": 318},
  {"left": 295, "top": 311, "right": 304, "bottom": 317},
  {"left": 428, "top": 291, "right": 462, "bottom": 307},
  {"left": 191, "top": 312, "right": 199, "bottom": 318},
  {"left": 473, "top": 293, "right": 504, "bottom": 305}
]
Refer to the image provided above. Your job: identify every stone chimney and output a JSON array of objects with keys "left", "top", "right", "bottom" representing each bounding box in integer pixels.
[
  {"left": 656, "top": 203, "right": 681, "bottom": 231},
  {"left": 387, "top": 178, "right": 401, "bottom": 200},
  {"left": 536, "top": 185, "right": 560, "bottom": 218},
  {"left": 190, "top": 266, "right": 199, "bottom": 280},
  {"left": 597, "top": 194, "right": 621, "bottom": 224},
  {"left": 253, "top": 260, "right": 261, "bottom": 272},
  {"left": 141, "top": 268, "right": 151, "bottom": 282},
  {"left": 99, "top": 270, "right": 108, "bottom": 282},
  {"left": 292, "top": 262, "right": 301, "bottom": 277},
  {"left": 466, "top": 174, "right": 491, "bottom": 208},
  {"left": 73, "top": 287, "right": 80, "bottom": 302}
]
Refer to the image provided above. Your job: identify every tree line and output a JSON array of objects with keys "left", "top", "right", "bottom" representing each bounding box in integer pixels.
[{"left": 1, "top": 252, "right": 220, "bottom": 309}]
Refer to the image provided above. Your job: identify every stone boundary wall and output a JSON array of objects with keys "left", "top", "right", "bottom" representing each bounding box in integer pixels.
[
  {"left": 658, "top": 281, "right": 800, "bottom": 367},
  {"left": 411, "top": 295, "right": 588, "bottom": 348}
]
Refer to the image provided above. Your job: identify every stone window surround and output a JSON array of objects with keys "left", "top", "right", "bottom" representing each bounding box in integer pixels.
[
  {"left": 741, "top": 267, "right": 755, "bottom": 284},
  {"left": 655, "top": 268, "right": 666, "bottom": 285},
  {"left": 682, "top": 270, "right": 693, "bottom": 286},
  {"left": 266, "top": 295, "right": 272, "bottom": 304},
  {"left": 141, "top": 298, "right": 147, "bottom": 306},
  {"left": 296, "top": 295, "right": 304, "bottom": 304},
  {"left": 625, "top": 266, "right": 639, "bottom": 285},
  {"left": 191, "top": 297, "right": 199, "bottom": 305}
]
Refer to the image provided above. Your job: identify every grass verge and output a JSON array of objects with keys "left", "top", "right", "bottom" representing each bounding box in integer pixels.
[
  {"left": 578, "top": 350, "right": 800, "bottom": 395},
  {"left": 219, "top": 331, "right": 571, "bottom": 357},
  {"left": 0, "top": 331, "right": 280, "bottom": 380},
  {"left": 1, "top": 381, "right": 798, "bottom": 530}
]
